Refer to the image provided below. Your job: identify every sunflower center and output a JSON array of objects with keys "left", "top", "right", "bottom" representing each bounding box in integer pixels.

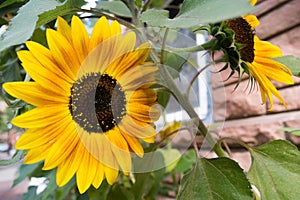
[
  {"left": 70, "top": 72, "right": 126, "bottom": 133},
  {"left": 227, "top": 17, "right": 255, "bottom": 63}
]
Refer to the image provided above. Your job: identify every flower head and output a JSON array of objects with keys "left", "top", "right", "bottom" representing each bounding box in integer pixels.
[
  {"left": 225, "top": 12, "right": 294, "bottom": 110},
  {"left": 3, "top": 16, "right": 159, "bottom": 193}
]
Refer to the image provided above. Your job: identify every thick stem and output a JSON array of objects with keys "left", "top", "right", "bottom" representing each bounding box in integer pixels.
[{"left": 128, "top": 4, "right": 227, "bottom": 157}]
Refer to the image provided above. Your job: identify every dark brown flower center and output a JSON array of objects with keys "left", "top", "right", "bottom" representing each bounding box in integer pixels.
[
  {"left": 227, "top": 17, "right": 255, "bottom": 63},
  {"left": 69, "top": 72, "right": 126, "bottom": 133}
]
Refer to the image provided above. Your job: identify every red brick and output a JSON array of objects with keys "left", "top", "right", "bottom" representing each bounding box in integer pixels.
[
  {"left": 255, "top": 0, "right": 300, "bottom": 39},
  {"left": 214, "top": 80, "right": 266, "bottom": 120},
  {"left": 268, "top": 85, "right": 300, "bottom": 112}
]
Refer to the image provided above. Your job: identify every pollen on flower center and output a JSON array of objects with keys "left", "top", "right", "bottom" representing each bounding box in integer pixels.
[
  {"left": 227, "top": 17, "right": 255, "bottom": 63},
  {"left": 69, "top": 72, "right": 127, "bottom": 133}
]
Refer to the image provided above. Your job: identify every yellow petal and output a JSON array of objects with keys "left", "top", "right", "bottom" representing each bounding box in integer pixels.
[
  {"left": 243, "top": 15, "right": 260, "bottom": 28},
  {"left": 89, "top": 16, "right": 110, "bottom": 51},
  {"left": 113, "top": 42, "right": 151, "bottom": 80},
  {"left": 3, "top": 82, "right": 69, "bottom": 107},
  {"left": 104, "top": 164, "right": 119, "bottom": 185},
  {"left": 56, "top": 141, "right": 85, "bottom": 187},
  {"left": 120, "top": 131, "right": 144, "bottom": 157},
  {"left": 57, "top": 16, "right": 72, "bottom": 44},
  {"left": 43, "top": 121, "right": 79, "bottom": 170},
  {"left": 47, "top": 29, "right": 81, "bottom": 79},
  {"left": 92, "top": 161, "right": 104, "bottom": 188},
  {"left": 250, "top": 0, "right": 257, "bottom": 5},
  {"left": 119, "top": 117, "right": 156, "bottom": 143},
  {"left": 106, "top": 131, "right": 131, "bottom": 173},
  {"left": 12, "top": 106, "right": 70, "bottom": 128},
  {"left": 71, "top": 16, "right": 89, "bottom": 62},
  {"left": 26, "top": 41, "right": 74, "bottom": 83},
  {"left": 23, "top": 142, "right": 52, "bottom": 164},
  {"left": 17, "top": 50, "right": 71, "bottom": 95},
  {"left": 76, "top": 148, "right": 98, "bottom": 194}
]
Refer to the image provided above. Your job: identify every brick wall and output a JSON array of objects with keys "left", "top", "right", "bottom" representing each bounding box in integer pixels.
[{"left": 212, "top": 0, "right": 300, "bottom": 147}]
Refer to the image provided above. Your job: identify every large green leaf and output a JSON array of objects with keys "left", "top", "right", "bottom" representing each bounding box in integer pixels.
[
  {"left": 0, "top": 0, "right": 65, "bottom": 52},
  {"left": 36, "top": 0, "right": 86, "bottom": 28},
  {"left": 97, "top": 1, "right": 132, "bottom": 18},
  {"left": 248, "top": 140, "right": 300, "bottom": 199},
  {"left": 272, "top": 55, "right": 300, "bottom": 78},
  {"left": 141, "top": 0, "right": 254, "bottom": 28},
  {"left": 177, "top": 157, "right": 252, "bottom": 200}
]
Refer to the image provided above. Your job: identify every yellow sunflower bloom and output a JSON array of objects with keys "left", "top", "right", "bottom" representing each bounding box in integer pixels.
[
  {"left": 159, "top": 121, "right": 181, "bottom": 140},
  {"left": 227, "top": 13, "right": 294, "bottom": 110},
  {"left": 3, "top": 16, "right": 160, "bottom": 193}
]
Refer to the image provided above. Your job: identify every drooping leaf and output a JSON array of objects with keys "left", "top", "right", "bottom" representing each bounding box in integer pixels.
[
  {"left": 177, "top": 157, "right": 252, "bottom": 200},
  {"left": 141, "top": 0, "right": 254, "bottom": 28},
  {"left": 0, "top": 0, "right": 66, "bottom": 52},
  {"left": 248, "top": 140, "right": 300, "bottom": 199},
  {"left": 272, "top": 55, "right": 300, "bottom": 78},
  {"left": 97, "top": 1, "right": 132, "bottom": 18}
]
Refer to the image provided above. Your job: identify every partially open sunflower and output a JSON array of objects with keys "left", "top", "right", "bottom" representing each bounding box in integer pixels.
[
  {"left": 3, "top": 16, "right": 160, "bottom": 193},
  {"left": 226, "top": 0, "right": 294, "bottom": 110}
]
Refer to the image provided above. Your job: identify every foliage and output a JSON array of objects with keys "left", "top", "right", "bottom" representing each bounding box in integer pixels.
[{"left": 0, "top": 0, "right": 300, "bottom": 199}]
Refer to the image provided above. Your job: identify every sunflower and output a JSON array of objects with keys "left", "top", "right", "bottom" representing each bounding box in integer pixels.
[
  {"left": 226, "top": 1, "right": 294, "bottom": 110},
  {"left": 3, "top": 16, "right": 160, "bottom": 193}
]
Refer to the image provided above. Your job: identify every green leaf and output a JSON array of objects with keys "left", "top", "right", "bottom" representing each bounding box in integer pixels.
[
  {"left": 177, "top": 157, "right": 252, "bottom": 200},
  {"left": 272, "top": 55, "right": 300, "bottom": 78},
  {"left": 158, "top": 148, "right": 181, "bottom": 173},
  {"left": 157, "top": 91, "right": 170, "bottom": 108},
  {"left": 107, "top": 184, "right": 135, "bottom": 200},
  {"left": 88, "top": 181, "right": 111, "bottom": 200},
  {"left": 248, "top": 140, "right": 300, "bottom": 199},
  {"left": 41, "top": 170, "right": 58, "bottom": 200},
  {"left": 36, "top": 0, "right": 86, "bottom": 28},
  {"left": 97, "top": 1, "right": 132, "bottom": 18},
  {"left": 55, "top": 177, "right": 76, "bottom": 200},
  {"left": 278, "top": 127, "right": 300, "bottom": 136},
  {"left": 0, "top": 0, "right": 26, "bottom": 9},
  {"left": 0, "top": 150, "right": 25, "bottom": 166},
  {"left": 13, "top": 162, "right": 43, "bottom": 187},
  {"left": 141, "top": 0, "right": 255, "bottom": 28},
  {"left": 0, "top": 0, "right": 66, "bottom": 52},
  {"left": 140, "top": 9, "right": 169, "bottom": 27},
  {"left": 174, "top": 149, "right": 196, "bottom": 173},
  {"left": 22, "top": 186, "right": 40, "bottom": 200}
]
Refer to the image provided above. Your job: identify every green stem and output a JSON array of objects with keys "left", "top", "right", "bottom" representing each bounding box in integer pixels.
[
  {"left": 128, "top": 3, "right": 227, "bottom": 158},
  {"left": 165, "top": 38, "right": 218, "bottom": 53}
]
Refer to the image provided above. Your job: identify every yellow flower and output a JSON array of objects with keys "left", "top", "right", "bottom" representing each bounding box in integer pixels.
[
  {"left": 159, "top": 121, "right": 181, "bottom": 140},
  {"left": 3, "top": 16, "right": 160, "bottom": 193},
  {"left": 227, "top": 13, "right": 294, "bottom": 110}
]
